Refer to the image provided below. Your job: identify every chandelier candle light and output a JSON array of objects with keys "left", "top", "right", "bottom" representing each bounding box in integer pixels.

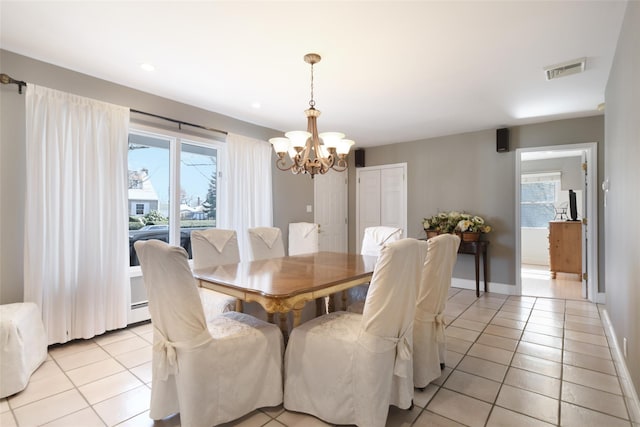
[{"left": 269, "top": 53, "right": 354, "bottom": 178}]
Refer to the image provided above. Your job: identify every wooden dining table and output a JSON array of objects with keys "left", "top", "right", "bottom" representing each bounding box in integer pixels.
[{"left": 193, "top": 251, "right": 376, "bottom": 338}]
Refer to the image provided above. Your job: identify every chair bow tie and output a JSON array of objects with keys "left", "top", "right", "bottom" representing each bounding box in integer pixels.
[
  {"left": 153, "top": 327, "right": 212, "bottom": 381},
  {"left": 393, "top": 330, "right": 413, "bottom": 378},
  {"left": 415, "top": 308, "right": 446, "bottom": 343},
  {"left": 359, "top": 326, "right": 413, "bottom": 379}
]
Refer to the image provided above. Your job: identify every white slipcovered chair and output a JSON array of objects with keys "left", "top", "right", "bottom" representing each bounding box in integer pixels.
[
  {"left": 191, "top": 228, "right": 239, "bottom": 316},
  {"left": 0, "top": 302, "right": 48, "bottom": 398},
  {"left": 346, "top": 225, "right": 403, "bottom": 311},
  {"left": 360, "top": 226, "right": 403, "bottom": 256},
  {"left": 288, "top": 222, "right": 325, "bottom": 317},
  {"left": 247, "top": 227, "right": 285, "bottom": 260},
  {"left": 248, "top": 226, "right": 320, "bottom": 328},
  {"left": 134, "top": 239, "right": 284, "bottom": 427},
  {"left": 284, "top": 238, "right": 422, "bottom": 427},
  {"left": 288, "top": 222, "right": 319, "bottom": 256},
  {"left": 414, "top": 233, "right": 460, "bottom": 389}
]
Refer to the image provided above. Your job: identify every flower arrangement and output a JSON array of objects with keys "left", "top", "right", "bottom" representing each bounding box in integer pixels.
[{"left": 423, "top": 211, "right": 492, "bottom": 235}]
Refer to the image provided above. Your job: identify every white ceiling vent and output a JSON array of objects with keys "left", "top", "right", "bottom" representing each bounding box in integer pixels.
[{"left": 544, "top": 57, "right": 586, "bottom": 81}]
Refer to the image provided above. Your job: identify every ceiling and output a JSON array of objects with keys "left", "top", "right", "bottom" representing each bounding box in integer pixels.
[{"left": 0, "top": 1, "right": 628, "bottom": 147}]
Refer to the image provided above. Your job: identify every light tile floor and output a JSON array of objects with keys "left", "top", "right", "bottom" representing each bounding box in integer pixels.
[{"left": 2, "top": 288, "right": 637, "bottom": 427}]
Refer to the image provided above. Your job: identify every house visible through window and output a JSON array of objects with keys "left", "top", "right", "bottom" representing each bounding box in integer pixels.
[
  {"left": 127, "top": 127, "right": 223, "bottom": 266},
  {"left": 521, "top": 172, "right": 561, "bottom": 228}
]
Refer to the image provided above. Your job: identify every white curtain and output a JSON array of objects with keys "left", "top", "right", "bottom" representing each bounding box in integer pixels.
[
  {"left": 24, "top": 85, "right": 130, "bottom": 344},
  {"left": 219, "top": 133, "right": 273, "bottom": 262}
]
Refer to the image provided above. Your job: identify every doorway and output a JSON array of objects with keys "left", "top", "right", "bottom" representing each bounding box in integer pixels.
[
  {"left": 314, "top": 169, "right": 348, "bottom": 252},
  {"left": 515, "top": 143, "right": 598, "bottom": 301}
]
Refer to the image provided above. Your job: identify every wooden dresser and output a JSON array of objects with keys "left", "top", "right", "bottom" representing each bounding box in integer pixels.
[{"left": 548, "top": 221, "right": 582, "bottom": 279}]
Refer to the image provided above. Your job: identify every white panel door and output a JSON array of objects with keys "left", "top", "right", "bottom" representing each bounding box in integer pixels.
[
  {"left": 314, "top": 169, "right": 348, "bottom": 252},
  {"left": 381, "top": 166, "right": 406, "bottom": 231},
  {"left": 356, "top": 169, "right": 382, "bottom": 252},
  {"left": 356, "top": 163, "right": 407, "bottom": 253}
]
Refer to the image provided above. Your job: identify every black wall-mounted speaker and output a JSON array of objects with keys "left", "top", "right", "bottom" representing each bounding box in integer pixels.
[
  {"left": 497, "top": 128, "right": 509, "bottom": 153},
  {"left": 355, "top": 148, "right": 365, "bottom": 167}
]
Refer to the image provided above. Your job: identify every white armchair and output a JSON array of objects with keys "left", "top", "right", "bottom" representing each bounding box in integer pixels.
[
  {"left": 413, "top": 233, "right": 460, "bottom": 389},
  {"left": 135, "top": 239, "right": 283, "bottom": 427},
  {"left": 0, "top": 303, "right": 47, "bottom": 398},
  {"left": 284, "top": 238, "right": 422, "bottom": 427}
]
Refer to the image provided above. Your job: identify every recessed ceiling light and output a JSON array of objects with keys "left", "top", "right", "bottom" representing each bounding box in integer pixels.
[
  {"left": 140, "top": 63, "right": 155, "bottom": 72},
  {"left": 251, "top": 102, "right": 261, "bottom": 109}
]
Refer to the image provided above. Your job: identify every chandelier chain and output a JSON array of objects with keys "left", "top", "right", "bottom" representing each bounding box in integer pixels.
[{"left": 309, "top": 62, "right": 315, "bottom": 108}]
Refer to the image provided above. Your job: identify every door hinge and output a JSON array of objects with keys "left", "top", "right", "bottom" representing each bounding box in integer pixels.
[
  {"left": 582, "top": 162, "right": 587, "bottom": 171},
  {"left": 582, "top": 218, "right": 587, "bottom": 225},
  {"left": 583, "top": 272, "right": 588, "bottom": 281}
]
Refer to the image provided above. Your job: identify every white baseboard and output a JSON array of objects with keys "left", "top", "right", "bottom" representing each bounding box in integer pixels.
[
  {"left": 451, "top": 278, "right": 516, "bottom": 296},
  {"left": 601, "top": 308, "right": 640, "bottom": 423},
  {"left": 127, "top": 304, "right": 150, "bottom": 324}
]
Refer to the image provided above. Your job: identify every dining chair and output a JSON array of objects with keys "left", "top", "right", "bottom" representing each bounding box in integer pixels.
[
  {"left": 360, "top": 226, "right": 403, "bottom": 256},
  {"left": 248, "top": 226, "right": 320, "bottom": 328},
  {"left": 134, "top": 239, "right": 284, "bottom": 427},
  {"left": 247, "top": 227, "right": 285, "bottom": 260},
  {"left": 284, "top": 238, "right": 423, "bottom": 427},
  {"left": 346, "top": 226, "right": 403, "bottom": 311},
  {"left": 191, "top": 228, "right": 240, "bottom": 315},
  {"left": 288, "top": 222, "right": 319, "bottom": 256},
  {"left": 413, "top": 233, "right": 460, "bottom": 389}
]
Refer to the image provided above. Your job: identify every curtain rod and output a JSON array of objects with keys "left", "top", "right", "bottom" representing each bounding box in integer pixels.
[
  {"left": 130, "top": 109, "right": 228, "bottom": 135},
  {"left": 0, "top": 73, "right": 27, "bottom": 94},
  {"left": 0, "top": 72, "right": 228, "bottom": 136}
]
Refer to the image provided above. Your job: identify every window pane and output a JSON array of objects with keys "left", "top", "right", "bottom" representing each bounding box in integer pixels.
[
  {"left": 521, "top": 180, "right": 558, "bottom": 228},
  {"left": 521, "top": 182, "right": 556, "bottom": 203},
  {"left": 521, "top": 204, "right": 556, "bottom": 227},
  {"left": 180, "top": 142, "right": 218, "bottom": 248},
  {"left": 128, "top": 133, "right": 171, "bottom": 266}
]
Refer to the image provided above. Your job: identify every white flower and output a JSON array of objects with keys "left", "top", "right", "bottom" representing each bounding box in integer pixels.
[{"left": 472, "top": 216, "right": 484, "bottom": 225}]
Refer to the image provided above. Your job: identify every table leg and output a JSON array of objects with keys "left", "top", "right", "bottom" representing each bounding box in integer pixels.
[
  {"left": 342, "top": 290, "right": 348, "bottom": 311},
  {"left": 482, "top": 247, "right": 488, "bottom": 293},
  {"left": 279, "top": 313, "right": 288, "bottom": 341},
  {"left": 292, "top": 308, "right": 303, "bottom": 328},
  {"left": 316, "top": 298, "right": 324, "bottom": 317},
  {"left": 328, "top": 294, "right": 335, "bottom": 313},
  {"left": 267, "top": 313, "right": 274, "bottom": 323},
  {"left": 235, "top": 300, "right": 243, "bottom": 313},
  {"left": 475, "top": 252, "right": 481, "bottom": 297}
]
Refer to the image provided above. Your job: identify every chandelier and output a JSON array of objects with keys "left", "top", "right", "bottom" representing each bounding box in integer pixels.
[{"left": 269, "top": 53, "right": 354, "bottom": 178}]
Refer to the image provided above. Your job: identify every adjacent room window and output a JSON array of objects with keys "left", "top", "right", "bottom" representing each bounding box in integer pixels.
[
  {"left": 128, "top": 126, "right": 223, "bottom": 266},
  {"left": 521, "top": 172, "right": 561, "bottom": 228}
]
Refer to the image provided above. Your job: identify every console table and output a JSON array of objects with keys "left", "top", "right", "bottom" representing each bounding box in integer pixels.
[{"left": 458, "top": 240, "right": 489, "bottom": 297}]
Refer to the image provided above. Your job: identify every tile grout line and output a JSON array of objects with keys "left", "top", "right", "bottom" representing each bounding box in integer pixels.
[{"left": 483, "top": 295, "right": 539, "bottom": 427}]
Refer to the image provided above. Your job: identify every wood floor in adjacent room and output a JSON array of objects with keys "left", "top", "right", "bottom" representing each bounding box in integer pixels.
[{"left": 522, "top": 264, "right": 583, "bottom": 300}]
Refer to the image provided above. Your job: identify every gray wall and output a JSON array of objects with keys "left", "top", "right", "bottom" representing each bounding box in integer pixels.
[
  {"left": 348, "top": 116, "right": 604, "bottom": 289},
  {"left": 0, "top": 49, "right": 308, "bottom": 303},
  {"left": 604, "top": 0, "right": 640, "bottom": 400}
]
